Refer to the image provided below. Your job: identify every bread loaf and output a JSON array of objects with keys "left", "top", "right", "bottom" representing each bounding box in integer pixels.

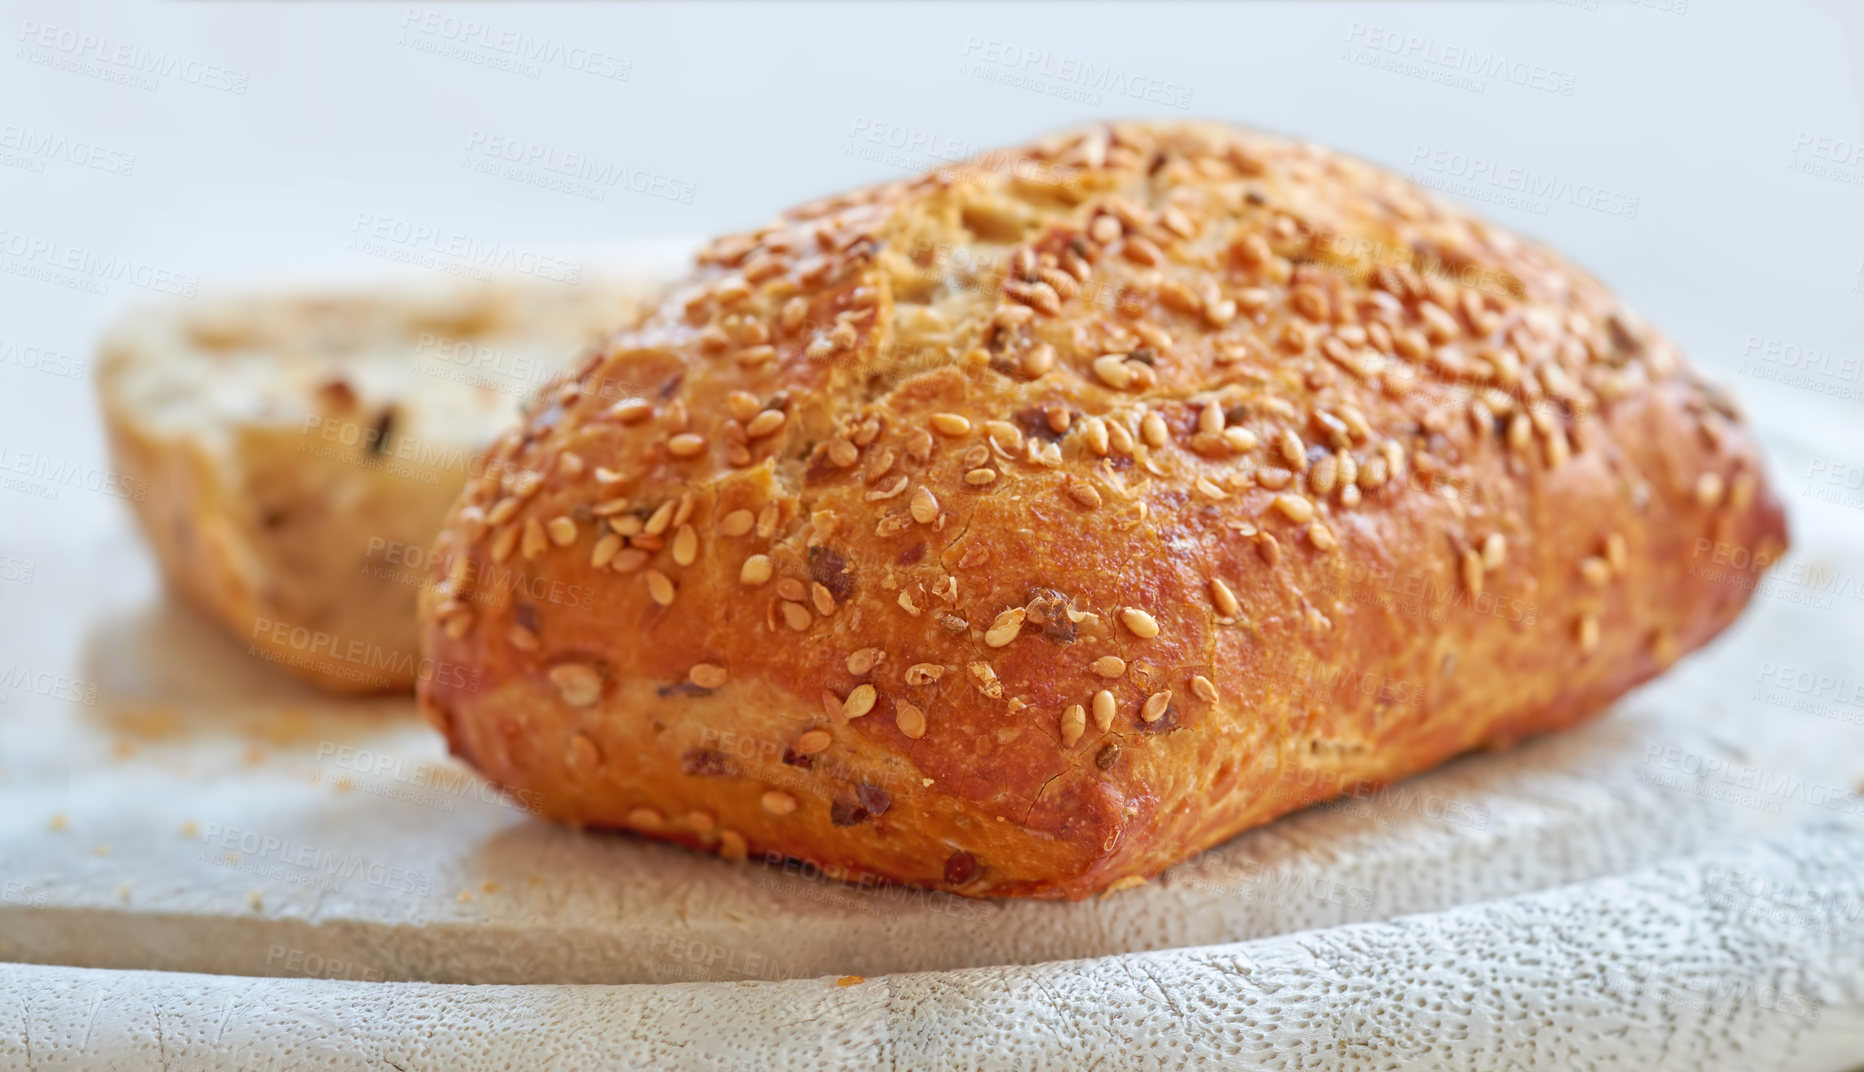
[
  {"left": 417, "top": 122, "right": 1786, "bottom": 898},
  {"left": 100, "top": 281, "right": 647, "bottom": 693}
]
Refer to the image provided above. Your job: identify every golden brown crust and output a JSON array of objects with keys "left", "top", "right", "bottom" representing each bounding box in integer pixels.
[{"left": 417, "top": 122, "right": 1787, "bottom": 898}]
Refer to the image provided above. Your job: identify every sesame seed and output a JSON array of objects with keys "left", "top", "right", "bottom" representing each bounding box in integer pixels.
[
  {"left": 1309, "top": 455, "right": 1338, "bottom": 497},
  {"left": 905, "top": 663, "right": 944, "bottom": 686},
  {"left": 1141, "top": 413, "right": 1168, "bottom": 448},
  {"left": 1080, "top": 416, "right": 1111, "bottom": 456},
  {"left": 628, "top": 807, "right": 664, "bottom": 831},
  {"left": 719, "top": 830, "right": 748, "bottom": 861},
  {"left": 746, "top": 409, "right": 787, "bottom": 439},
  {"left": 846, "top": 648, "right": 883, "bottom": 675},
  {"left": 827, "top": 439, "right": 859, "bottom": 468},
  {"left": 644, "top": 500, "right": 676, "bottom": 536},
  {"left": 545, "top": 516, "right": 577, "bottom": 547},
  {"left": 672, "top": 524, "right": 698, "bottom": 566},
  {"left": 795, "top": 729, "right": 833, "bottom": 755},
  {"left": 1195, "top": 476, "right": 1227, "bottom": 501},
  {"left": 1141, "top": 690, "right": 1172, "bottom": 723},
  {"left": 896, "top": 701, "right": 927, "bottom": 739},
  {"left": 1191, "top": 675, "right": 1217, "bottom": 702},
  {"left": 1695, "top": 471, "right": 1725, "bottom": 508},
  {"left": 686, "top": 809, "right": 716, "bottom": 832},
  {"left": 777, "top": 577, "right": 806, "bottom": 602},
  {"left": 592, "top": 497, "right": 631, "bottom": 517},
  {"left": 1272, "top": 494, "right": 1315, "bottom": 523},
  {"left": 719, "top": 509, "right": 755, "bottom": 536},
  {"left": 486, "top": 497, "right": 520, "bottom": 526},
  {"left": 689, "top": 663, "right": 727, "bottom": 689},
  {"left": 507, "top": 624, "right": 539, "bottom": 651},
  {"left": 1460, "top": 549, "right": 1484, "bottom": 598},
  {"left": 559, "top": 452, "right": 584, "bottom": 477},
  {"left": 843, "top": 684, "right": 877, "bottom": 718},
  {"left": 781, "top": 602, "right": 812, "bottom": 632},
  {"left": 1066, "top": 480, "right": 1103, "bottom": 509},
  {"left": 646, "top": 570, "right": 676, "bottom": 605},
  {"left": 910, "top": 486, "right": 939, "bottom": 524},
  {"left": 931, "top": 413, "right": 972, "bottom": 436},
  {"left": 1308, "top": 522, "right": 1337, "bottom": 552},
  {"left": 1578, "top": 614, "right": 1600, "bottom": 653},
  {"left": 548, "top": 664, "right": 602, "bottom": 707},
  {"left": 761, "top": 790, "right": 798, "bottom": 815},
  {"left": 1093, "top": 355, "right": 1135, "bottom": 389},
  {"left": 1210, "top": 577, "right": 1240, "bottom": 618},
  {"left": 1277, "top": 430, "right": 1307, "bottom": 470},
  {"left": 667, "top": 433, "right": 707, "bottom": 458},
  {"left": 1023, "top": 343, "right": 1056, "bottom": 377},
  {"left": 1092, "top": 690, "right": 1116, "bottom": 730},
  {"left": 1093, "top": 655, "right": 1127, "bottom": 678},
  {"left": 726, "top": 391, "right": 760, "bottom": 422},
  {"left": 1198, "top": 401, "right": 1224, "bottom": 437},
  {"left": 1482, "top": 533, "right": 1506, "bottom": 571},
  {"left": 985, "top": 608, "right": 1027, "bottom": 648},
  {"left": 1579, "top": 556, "right": 1611, "bottom": 586},
  {"left": 965, "top": 468, "right": 998, "bottom": 486},
  {"left": 520, "top": 519, "right": 548, "bottom": 560},
  {"left": 1605, "top": 533, "right": 1628, "bottom": 573},
  {"left": 1061, "top": 705, "right": 1086, "bottom": 747},
  {"left": 1223, "top": 427, "right": 1259, "bottom": 452},
  {"left": 612, "top": 548, "right": 649, "bottom": 573},
  {"left": 811, "top": 583, "right": 836, "bottom": 616},
  {"left": 1120, "top": 607, "right": 1160, "bottom": 638}
]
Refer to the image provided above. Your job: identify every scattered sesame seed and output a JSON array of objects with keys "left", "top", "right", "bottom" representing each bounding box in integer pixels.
[
  {"left": 1277, "top": 430, "right": 1307, "bottom": 471},
  {"left": 1061, "top": 705, "right": 1086, "bottom": 747},
  {"left": 1066, "top": 480, "right": 1103, "bottom": 509},
  {"left": 811, "top": 582, "right": 836, "bottom": 616},
  {"left": 1093, "top": 355, "right": 1135, "bottom": 389},
  {"left": 1605, "top": 533, "right": 1628, "bottom": 573},
  {"left": 520, "top": 518, "right": 548, "bottom": 560},
  {"left": 746, "top": 409, "right": 787, "bottom": 439},
  {"left": 910, "top": 486, "right": 939, "bottom": 524},
  {"left": 847, "top": 648, "right": 884, "bottom": 675},
  {"left": 487, "top": 497, "right": 520, "bottom": 526},
  {"left": 1578, "top": 614, "right": 1600, "bottom": 653},
  {"left": 591, "top": 533, "right": 622, "bottom": 569},
  {"left": 985, "top": 608, "right": 1027, "bottom": 647},
  {"left": 1210, "top": 577, "right": 1240, "bottom": 618},
  {"left": 1191, "top": 675, "right": 1218, "bottom": 702},
  {"left": 1460, "top": 549, "right": 1484, "bottom": 598},
  {"left": 965, "top": 468, "right": 998, "bottom": 486},
  {"left": 1093, "top": 689, "right": 1116, "bottom": 731},
  {"left": 761, "top": 790, "right": 798, "bottom": 815},
  {"left": 1141, "top": 413, "right": 1168, "bottom": 448},
  {"left": 627, "top": 807, "right": 664, "bottom": 831},
  {"left": 781, "top": 602, "right": 812, "bottom": 631},
  {"left": 646, "top": 570, "right": 676, "bottom": 606},
  {"left": 719, "top": 830, "right": 748, "bottom": 861},
  {"left": 739, "top": 554, "right": 773, "bottom": 586},
  {"left": 1695, "top": 471, "right": 1726, "bottom": 508},
  {"left": 1093, "top": 655, "right": 1127, "bottom": 678},
  {"left": 644, "top": 500, "right": 676, "bottom": 537},
  {"left": 689, "top": 663, "right": 727, "bottom": 689},
  {"left": 896, "top": 701, "right": 927, "bottom": 739},
  {"left": 719, "top": 509, "right": 755, "bottom": 536},
  {"left": 507, "top": 624, "right": 540, "bottom": 651},
  {"left": 672, "top": 524, "right": 698, "bottom": 566},
  {"left": 1579, "top": 556, "right": 1611, "bottom": 586},
  {"left": 1481, "top": 533, "right": 1506, "bottom": 571},
  {"left": 931, "top": 413, "right": 972, "bottom": 436},
  {"left": 548, "top": 664, "right": 602, "bottom": 707},
  {"left": 1272, "top": 493, "right": 1315, "bottom": 523},
  {"left": 1141, "top": 690, "right": 1172, "bottom": 723},
  {"left": 905, "top": 663, "right": 945, "bottom": 686},
  {"left": 1195, "top": 476, "right": 1228, "bottom": 501},
  {"left": 1121, "top": 607, "right": 1160, "bottom": 638},
  {"left": 796, "top": 729, "right": 833, "bottom": 755},
  {"left": 1308, "top": 522, "right": 1337, "bottom": 552},
  {"left": 843, "top": 684, "right": 877, "bottom": 718},
  {"left": 667, "top": 433, "right": 707, "bottom": 458},
  {"left": 612, "top": 548, "right": 649, "bottom": 573},
  {"left": 777, "top": 578, "right": 807, "bottom": 602}
]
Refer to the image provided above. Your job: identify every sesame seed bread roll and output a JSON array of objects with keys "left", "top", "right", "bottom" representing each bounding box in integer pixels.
[
  {"left": 417, "top": 122, "right": 1787, "bottom": 899},
  {"left": 98, "top": 281, "right": 647, "bottom": 694}
]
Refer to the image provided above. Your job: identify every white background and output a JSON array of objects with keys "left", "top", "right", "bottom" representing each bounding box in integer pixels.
[{"left": 0, "top": 0, "right": 1859, "bottom": 567}]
